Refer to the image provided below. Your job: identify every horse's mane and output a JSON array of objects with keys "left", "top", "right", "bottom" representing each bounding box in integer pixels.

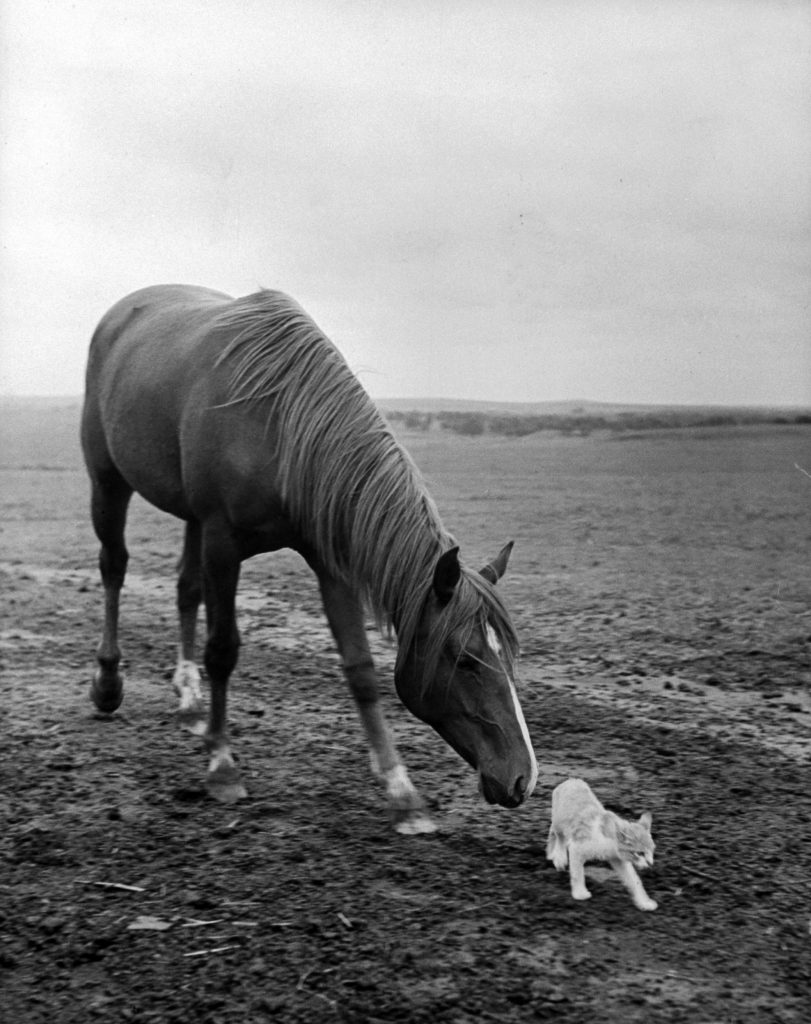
[{"left": 212, "top": 289, "right": 519, "bottom": 681}]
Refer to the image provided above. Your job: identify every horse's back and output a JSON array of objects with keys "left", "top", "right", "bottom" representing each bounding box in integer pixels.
[{"left": 88, "top": 284, "right": 232, "bottom": 370}]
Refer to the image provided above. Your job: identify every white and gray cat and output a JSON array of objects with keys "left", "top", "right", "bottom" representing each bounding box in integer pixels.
[{"left": 546, "top": 777, "right": 657, "bottom": 911}]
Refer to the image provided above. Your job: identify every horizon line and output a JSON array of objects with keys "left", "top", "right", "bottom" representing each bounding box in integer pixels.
[{"left": 1, "top": 392, "right": 809, "bottom": 412}]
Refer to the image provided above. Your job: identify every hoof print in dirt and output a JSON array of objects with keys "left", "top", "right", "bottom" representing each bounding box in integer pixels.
[{"left": 171, "top": 786, "right": 208, "bottom": 804}]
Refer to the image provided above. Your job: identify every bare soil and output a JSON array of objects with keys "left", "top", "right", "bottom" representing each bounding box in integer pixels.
[{"left": 1, "top": 402, "right": 810, "bottom": 1023}]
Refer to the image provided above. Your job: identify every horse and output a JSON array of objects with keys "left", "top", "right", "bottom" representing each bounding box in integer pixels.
[{"left": 80, "top": 284, "right": 538, "bottom": 833}]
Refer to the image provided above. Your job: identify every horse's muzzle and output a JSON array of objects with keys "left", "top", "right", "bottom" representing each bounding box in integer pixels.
[{"left": 479, "top": 773, "right": 529, "bottom": 808}]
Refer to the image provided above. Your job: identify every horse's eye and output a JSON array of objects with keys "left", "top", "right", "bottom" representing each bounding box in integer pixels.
[{"left": 457, "top": 653, "right": 478, "bottom": 671}]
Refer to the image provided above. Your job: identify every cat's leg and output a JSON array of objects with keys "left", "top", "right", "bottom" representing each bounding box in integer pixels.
[
  {"left": 546, "top": 827, "right": 569, "bottom": 871},
  {"left": 610, "top": 858, "right": 657, "bottom": 911},
  {"left": 567, "top": 846, "right": 591, "bottom": 901}
]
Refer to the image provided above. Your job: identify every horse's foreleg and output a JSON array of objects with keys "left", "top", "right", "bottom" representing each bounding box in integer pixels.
[
  {"left": 317, "top": 573, "right": 436, "bottom": 834},
  {"left": 173, "top": 519, "right": 205, "bottom": 734},
  {"left": 201, "top": 519, "right": 246, "bottom": 803},
  {"left": 89, "top": 478, "right": 131, "bottom": 713}
]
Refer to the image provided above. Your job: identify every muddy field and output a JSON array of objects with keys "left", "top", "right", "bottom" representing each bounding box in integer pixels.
[{"left": 1, "top": 400, "right": 810, "bottom": 1023}]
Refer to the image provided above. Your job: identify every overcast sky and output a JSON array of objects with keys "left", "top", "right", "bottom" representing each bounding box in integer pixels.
[{"left": 1, "top": 0, "right": 809, "bottom": 405}]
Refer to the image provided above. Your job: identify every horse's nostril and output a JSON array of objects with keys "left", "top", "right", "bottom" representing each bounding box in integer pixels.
[{"left": 513, "top": 776, "right": 527, "bottom": 802}]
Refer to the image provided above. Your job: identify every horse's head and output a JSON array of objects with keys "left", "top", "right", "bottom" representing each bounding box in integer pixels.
[{"left": 394, "top": 543, "right": 538, "bottom": 808}]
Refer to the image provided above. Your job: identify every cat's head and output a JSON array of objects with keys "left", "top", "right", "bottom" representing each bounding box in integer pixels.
[{"left": 605, "top": 811, "right": 655, "bottom": 869}]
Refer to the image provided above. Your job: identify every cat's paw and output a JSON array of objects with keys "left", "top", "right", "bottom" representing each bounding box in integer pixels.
[
  {"left": 636, "top": 898, "right": 657, "bottom": 912},
  {"left": 572, "top": 889, "right": 591, "bottom": 901}
]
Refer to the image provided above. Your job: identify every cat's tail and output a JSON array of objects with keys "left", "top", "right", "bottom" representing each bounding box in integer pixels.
[{"left": 546, "top": 826, "right": 568, "bottom": 871}]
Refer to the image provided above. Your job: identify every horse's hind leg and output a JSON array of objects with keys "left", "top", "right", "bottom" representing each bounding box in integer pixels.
[
  {"left": 172, "top": 520, "right": 206, "bottom": 734},
  {"left": 316, "top": 571, "right": 436, "bottom": 835},
  {"left": 89, "top": 475, "right": 132, "bottom": 713},
  {"left": 200, "top": 518, "right": 247, "bottom": 803}
]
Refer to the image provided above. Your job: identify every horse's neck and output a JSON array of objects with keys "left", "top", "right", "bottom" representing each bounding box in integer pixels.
[{"left": 270, "top": 377, "right": 451, "bottom": 630}]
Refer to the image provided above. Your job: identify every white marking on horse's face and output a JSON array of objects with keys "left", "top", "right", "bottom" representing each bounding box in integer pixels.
[
  {"left": 485, "top": 622, "right": 502, "bottom": 656},
  {"left": 506, "top": 674, "right": 538, "bottom": 797},
  {"left": 484, "top": 623, "right": 538, "bottom": 798}
]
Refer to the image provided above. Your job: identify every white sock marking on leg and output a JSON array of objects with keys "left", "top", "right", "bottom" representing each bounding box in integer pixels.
[
  {"left": 383, "top": 764, "right": 417, "bottom": 801},
  {"left": 173, "top": 659, "right": 203, "bottom": 710},
  {"left": 207, "top": 746, "right": 235, "bottom": 777}
]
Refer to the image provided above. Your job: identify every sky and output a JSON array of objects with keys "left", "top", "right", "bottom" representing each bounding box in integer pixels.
[{"left": 1, "top": 0, "right": 809, "bottom": 406}]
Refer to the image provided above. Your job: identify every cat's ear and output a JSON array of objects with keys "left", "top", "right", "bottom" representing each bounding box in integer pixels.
[
  {"left": 601, "top": 812, "right": 617, "bottom": 838},
  {"left": 639, "top": 812, "right": 652, "bottom": 829}
]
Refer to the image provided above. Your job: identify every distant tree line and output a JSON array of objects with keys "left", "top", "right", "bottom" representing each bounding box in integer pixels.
[{"left": 384, "top": 408, "right": 811, "bottom": 438}]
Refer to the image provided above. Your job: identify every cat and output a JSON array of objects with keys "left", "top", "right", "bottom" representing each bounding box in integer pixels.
[{"left": 546, "top": 777, "right": 657, "bottom": 911}]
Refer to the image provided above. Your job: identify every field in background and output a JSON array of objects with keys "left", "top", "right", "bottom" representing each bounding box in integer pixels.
[
  {"left": 383, "top": 401, "right": 811, "bottom": 438},
  {"left": 397, "top": 422, "right": 811, "bottom": 683}
]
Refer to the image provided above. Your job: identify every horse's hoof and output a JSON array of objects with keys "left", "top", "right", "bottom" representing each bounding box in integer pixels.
[
  {"left": 90, "top": 673, "right": 123, "bottom": 714},
  {"left": 393, "top": 810, "right": 438, "bottom": 836},
  {"left": 205, "top": 760, "right": 247, "bottom": 804},
  {"left": 206, "top": 777, "right": 248, "bottom": 804}
]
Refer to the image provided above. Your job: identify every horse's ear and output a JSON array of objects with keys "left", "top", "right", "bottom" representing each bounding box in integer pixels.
[
  {"left": 433, "top": 546, "right": 461, "bottom": 604},
  {"left": 480, "top": 541, "right": 514, "bottom": 584}
]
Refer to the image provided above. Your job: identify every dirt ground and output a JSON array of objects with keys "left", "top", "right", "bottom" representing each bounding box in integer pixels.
[{"left": 1, "top": 401, "right": 810, "bottom": 1023}]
